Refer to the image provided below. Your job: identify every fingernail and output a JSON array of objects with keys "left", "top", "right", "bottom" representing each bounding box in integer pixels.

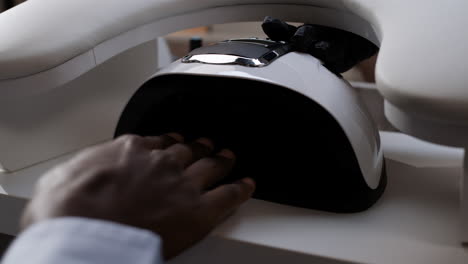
[
  {"left": 196, "top": 138, "right": 214, "bottom": 149},
  {"left": 218, "top": 149, "right": 236, "bottom": 160},
  {"left": 166, "top": 133, "right": 184, "bottom": 142}
]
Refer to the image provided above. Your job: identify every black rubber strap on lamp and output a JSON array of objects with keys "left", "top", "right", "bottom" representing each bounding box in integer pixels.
[{"left": 262, "top": 16, "right": 379, "bottom": 74}]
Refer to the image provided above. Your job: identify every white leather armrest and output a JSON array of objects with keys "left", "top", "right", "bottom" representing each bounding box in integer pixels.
[
  {"left": 0, "top": 0, "right": 350, "bottom": 81},
  {"left": 0, "top": 1, "right": 377, "bottom": 94},
  {"left": 1, "top": 0, "right": 468, "bottom": 126}
]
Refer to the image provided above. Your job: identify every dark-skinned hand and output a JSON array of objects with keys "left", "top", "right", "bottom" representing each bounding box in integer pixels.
[{"left": 20, "top": 133, "right": 256, "bottom": 259}]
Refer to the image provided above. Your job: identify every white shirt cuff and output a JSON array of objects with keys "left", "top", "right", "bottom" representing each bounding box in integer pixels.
[{"left": 1, "top": 217, "right": 163, "bottom": 264}]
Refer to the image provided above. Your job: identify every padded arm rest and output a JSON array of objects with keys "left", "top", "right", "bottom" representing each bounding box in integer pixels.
[
  {"left": 0, "top": 0, "right": 349, "bottom": 81},
  {"left": 1, "top": 0, "right": 468, "bottom": 124}
]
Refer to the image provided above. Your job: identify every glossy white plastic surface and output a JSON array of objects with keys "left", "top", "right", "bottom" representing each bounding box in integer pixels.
[{"left": 154, "top": 53, "right": 383, "bottom": 189}]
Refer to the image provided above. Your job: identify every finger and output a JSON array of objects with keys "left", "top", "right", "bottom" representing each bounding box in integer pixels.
[
  {"left": 143, "top": 133, "right": 184, "bottom": 150},
  {"left": 115, "top": 133, "right": 183, "bottom": 151},
  {"left": 199, "top": 178, "right": 256, "bottom": 223},
  {"left": 164, "top": 138, "right": 214, "bottom": 167},
  {"left": 184, "top": 149, "right": 236, "bottom": 190}
]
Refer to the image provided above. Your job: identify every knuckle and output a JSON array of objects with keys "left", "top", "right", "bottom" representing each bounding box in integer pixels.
[
  {"left": 180, "top": 143, "right": 192, "bottom": 152},
  {"left": 171, "top": 144, "right": 191, "bottom": 157},
  {"left": 198, "top": 157, "right": 226, "bottom": 172},
  {"left": 117, "top": 134, "right": 143, "bottom": 149},
  {"left": 200, "top": 158, "right": 219, "bottom": 168},
  {"left": 87, "top": 166, "right": 114, "bottom": 178},
  {"left": 149, "top": 148, "right": 163, "bottom": 157},
  {"left": 153, "top": 151, "right": 182, "bottom": 168},
  {"left": 155, "top": 151, "right": 174, "bottom": 162}
]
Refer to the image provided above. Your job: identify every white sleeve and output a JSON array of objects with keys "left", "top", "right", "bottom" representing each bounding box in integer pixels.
[{"left": 1, "top": 217, "right": 164, "bottom": 264}]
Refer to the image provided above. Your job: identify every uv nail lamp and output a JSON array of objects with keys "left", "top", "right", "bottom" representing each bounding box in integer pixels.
[
  {"left": 115, "top": 39, "right": 386, "bottom": 213},
  {"left": 3, "top": 1, "right": 468, "bottom": 262}
]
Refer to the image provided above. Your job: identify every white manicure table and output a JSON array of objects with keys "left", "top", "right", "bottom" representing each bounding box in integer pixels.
[{"left": 1, "top": 0, "right": 468, "bottom": 263}]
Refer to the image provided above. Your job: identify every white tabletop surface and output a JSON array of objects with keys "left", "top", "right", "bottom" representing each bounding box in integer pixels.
[
  {"left": 174, "top": 132, "right": 468, "bottom": 264},
  {"left": 2, "top": 131, "right": 467, "bottom": 263}
]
